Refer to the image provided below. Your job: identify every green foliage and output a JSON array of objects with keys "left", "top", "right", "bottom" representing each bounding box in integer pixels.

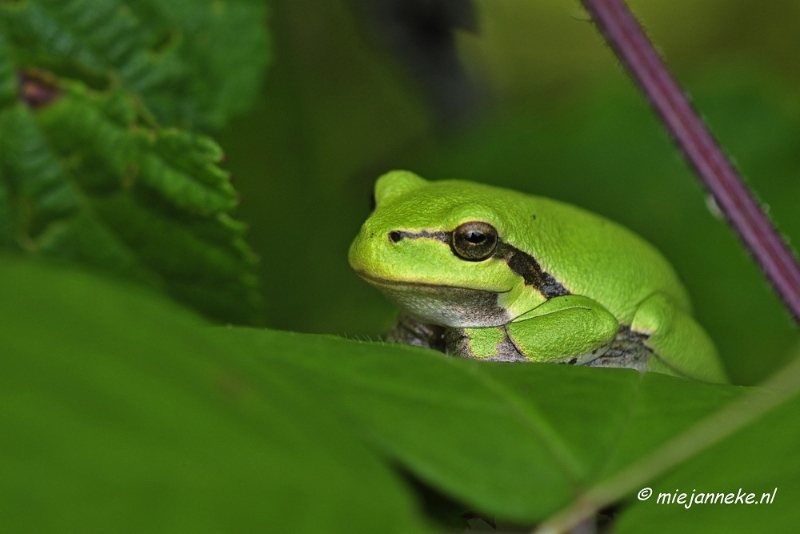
[
  {"left": 615, "top": 390, "right": 800, "bottom": 533},
  {"left": 0, "top": 0, "right": 269, "bottom": 129},
  {"left": 4, "top": 257, "right": 800, "bottom": 532},
  {"left": 0, "top": 258, "right": 431, "bottom": 534},
  {"left": 4, "top": 2, "right": 800, "bottom": 532},
  {"left": 0, "top": 0, "right": 269, "bottom": 323}
]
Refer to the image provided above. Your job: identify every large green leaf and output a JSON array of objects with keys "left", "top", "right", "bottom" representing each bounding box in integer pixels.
[
  {"left": 531, "top": 353, "right": 800, "bottom": 533},
  {"left": 0, "top": 257, "right": 436, "bottom": 534},
  {"left": 614, "top": 389, "right": 800, "bottom": 533},
  {"left": 6, "top": 260, "right": 800, "bottom": 532},
  {"left": 220, "top": 328, "right": 751, "bottom": 525},
  {"left": 3, "top": 256, "right": 799, "bottom": 531}
]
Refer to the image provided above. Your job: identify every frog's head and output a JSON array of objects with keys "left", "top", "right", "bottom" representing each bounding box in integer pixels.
[{"left": 348, "top": 170, "right": 530, "bottom": 328}]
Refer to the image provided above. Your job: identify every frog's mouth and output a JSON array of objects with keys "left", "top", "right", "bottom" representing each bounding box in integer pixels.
[{"left": 355, "top": 272, "right": 513, "bottom": 328}]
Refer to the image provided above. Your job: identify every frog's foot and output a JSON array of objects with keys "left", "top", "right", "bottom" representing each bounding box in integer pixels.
[
  {"left": 587, "top": 325, "right": 653, "bottom": 371},
  {"left": 628, "top": 293, "right": 728, "bottom": 383},
  {"left": 386, "top": 313, "right": 447, "bottom": 351}
]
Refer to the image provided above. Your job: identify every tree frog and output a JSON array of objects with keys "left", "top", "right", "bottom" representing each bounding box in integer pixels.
[{"left": 349, "top": 171, "right": 727, "bottom": 383}]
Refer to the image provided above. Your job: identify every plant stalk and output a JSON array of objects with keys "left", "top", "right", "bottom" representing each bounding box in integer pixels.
[{"left": 581, "top": 0, "right": 800, "bottom": 324}]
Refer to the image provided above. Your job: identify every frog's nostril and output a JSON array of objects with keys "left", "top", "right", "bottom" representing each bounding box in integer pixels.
[{"left": 388, "top": 231, "right": 403, "bottom": 243}]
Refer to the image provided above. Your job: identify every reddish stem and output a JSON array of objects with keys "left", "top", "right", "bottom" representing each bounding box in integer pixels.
[{"left": 581, "top": 0, "right": 800, "bottom": 324}]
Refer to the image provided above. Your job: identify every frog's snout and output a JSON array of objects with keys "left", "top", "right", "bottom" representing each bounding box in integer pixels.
[{"left": 348, "top": 225, "right": 379, "bottom": 271}]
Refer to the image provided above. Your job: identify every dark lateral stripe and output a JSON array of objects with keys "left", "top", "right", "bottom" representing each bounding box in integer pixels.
[
  {"left": 388, "top": 229, "right": 570, "bottom": 299},
  {"left": 494, "top": 242, "right": 570, "bottom": 298}
]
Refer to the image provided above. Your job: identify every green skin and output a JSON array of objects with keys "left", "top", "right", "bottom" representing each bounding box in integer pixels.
[{"left": 349, "top": 171, "right": 728, "bottom": 383}]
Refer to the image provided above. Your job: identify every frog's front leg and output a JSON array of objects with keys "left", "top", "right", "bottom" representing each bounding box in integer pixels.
[{"left": 445, "top": 295, "right": 619, "bottom": 364}]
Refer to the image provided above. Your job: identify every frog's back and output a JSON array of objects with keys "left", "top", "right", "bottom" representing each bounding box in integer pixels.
[{"left": 509, "top": 192, "right": 691, "bottom": 323}]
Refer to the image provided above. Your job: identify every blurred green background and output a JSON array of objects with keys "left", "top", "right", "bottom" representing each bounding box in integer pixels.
[{"left": 216, "top": 0, "right": 800, "bottom": 386}]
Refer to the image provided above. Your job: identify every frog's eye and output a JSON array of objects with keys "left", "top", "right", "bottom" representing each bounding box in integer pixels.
[{"left": 451, "top": 222, "right": 498, "bottom": 261}]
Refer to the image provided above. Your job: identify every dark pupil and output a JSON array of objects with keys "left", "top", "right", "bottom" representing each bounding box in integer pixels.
[
  {"left": 450, "top": 221, "right": 498, "bottom": 262},
  {"left": 465, "top": 231, "right": 484, "bottom": 244}
]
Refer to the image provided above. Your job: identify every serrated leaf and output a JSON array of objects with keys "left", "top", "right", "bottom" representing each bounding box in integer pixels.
[
  {"left": 0, "top": 0, "right": 267, "bottom": 322},
  {"left": 0, "top": 257, "right": 437, "bottom": 534},
  {"left": 33, "top": 209, "right": 157, "bottom": 285},
  {"left": 38, "top": 86, "right": 237, "bottom": 213},
  {"left": 148, "top": 129, "right": 238, "bottom": 209},
  {"left": 0, "top": 0, "right": 268, "bottom": 129},
  {"left": 0, "top": 103, "right": 81, "bottom": 243},
  {"left": 0, "top": 80, "right": 260, "bottom": 323},
  {"left": 125, "top": 0, "right": 270, "bottom": 129},
  {"left": 85, "top": 193, "right": 260, "bottom": 320}
]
